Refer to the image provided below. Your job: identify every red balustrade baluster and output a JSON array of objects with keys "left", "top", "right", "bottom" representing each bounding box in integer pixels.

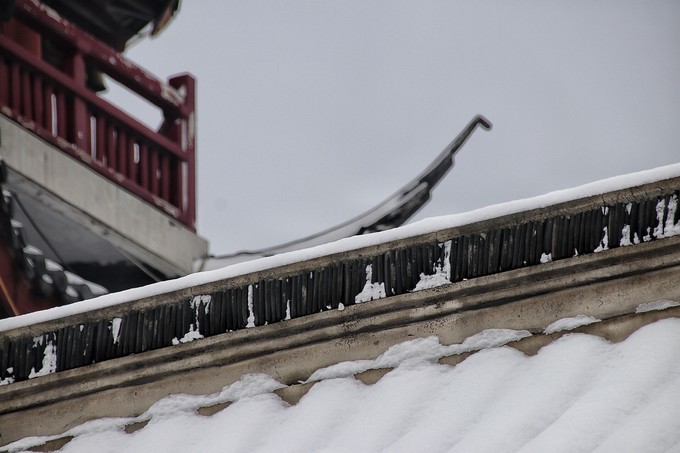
[
  {"left": 106, "top": 122, "right": 117, "bottom": 171},
  {"left": 44, "top": 84, "right": 55, "bottom": 136},
  {"left": 129, "top": 140, "right": 139, "bottom": 184},
  {"left": 10, "top": 61, "right": 20, "bottom": 112},
  {"left": 173, "top": 156, "right": 182, "bottom": 209},
  {"left": 118, "top": 130, "right": 128, "bottom": 177},
  {"left": 0, "top": 56, "right": 9, "bottom": 108},
  {"left": 150, "top": 150, "right": 160, "bottom": 196},
  {"left": 96, "top": 114, "right": 106, "bottom": 163},
  {"left": 65, "top": 51, "right": 88, "bottom": 153},
  {"left": 139, "top": 143, "right": 150, "bottom": 189},
  {"left": 21, "top": 67, "right": 31, "bottom": 120},
  {"left": 161, "top": 153, "right": 170, "bottom": 202},
  {"left": 56, "top": 90, "right": 67, "bottom": 139},
  {"left": 32, "top": 74, "right": 43, "bottom": 129}
]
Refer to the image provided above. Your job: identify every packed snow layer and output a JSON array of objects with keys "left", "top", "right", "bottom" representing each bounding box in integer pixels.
[
  {"left": 8, "top": 318, "right": 680, "bottom": 453},
  {"left": 2, "top": 163, "right": 680, "bottom": 333},
  {"left": 307, "top": 329, "right": 531, "bottom": 382},
  {"left": 636, "top": 300, "right": 680, "bottom": 313},
  {"left": 543, "top": 315, "right": 601, "bottom": 334}
]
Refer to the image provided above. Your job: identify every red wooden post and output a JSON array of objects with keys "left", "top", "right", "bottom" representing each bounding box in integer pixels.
[
  {"left": 64, "top": 49, "right": 88, "bottom": 153},
  {"left": 168, "top": 73, "right": 196, "bottom": 228}
]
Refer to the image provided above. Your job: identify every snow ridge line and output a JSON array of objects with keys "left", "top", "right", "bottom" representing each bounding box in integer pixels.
[
  {"left": 2, "top": 163, "right": 680, "bottom": 334},
  {"left": 1, "top": 173, "right": 680, "bottom": 388}
]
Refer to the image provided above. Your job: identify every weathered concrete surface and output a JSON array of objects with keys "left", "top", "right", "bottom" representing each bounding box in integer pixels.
[
  {"left": 195, "top": 401, "right": 232, "bottom": 417},
  {"left": 274, "top": 382, "right": 317, "bottom": 406},
  {"left": 506, "top": 305, "right": 680, "bottom": 357},
  {"left": 1, "top": 235, "right": 679, "bottom": 446},
  {"left": 354, "top": 368, "right": 392, "bottom": 386},
  {"left": 0, "top": 115, "right": 207, "bottom": 276}
]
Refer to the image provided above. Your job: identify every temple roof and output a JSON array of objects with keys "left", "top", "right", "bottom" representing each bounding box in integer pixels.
[{"left": 41, "top": 0, "right": 180, "bottom": 50}]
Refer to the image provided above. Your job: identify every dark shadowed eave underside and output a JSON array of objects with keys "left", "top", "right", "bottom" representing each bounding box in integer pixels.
[{"left": 0, "top": 162, "right": 107, "bottom": 319}]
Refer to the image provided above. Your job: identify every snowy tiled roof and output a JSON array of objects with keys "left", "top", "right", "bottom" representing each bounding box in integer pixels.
[{"left": 7, "top": 312, "right": 680, "bottom": 453}]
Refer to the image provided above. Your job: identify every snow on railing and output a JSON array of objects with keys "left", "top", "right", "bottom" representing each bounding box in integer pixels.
[{"left": 0, "top": 0, "right": 197, "bottom": 229}]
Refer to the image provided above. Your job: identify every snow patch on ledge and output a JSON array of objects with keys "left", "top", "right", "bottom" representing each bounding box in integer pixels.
[
  {"left": 355, "top": 265, "right": 386, "bottom": 304},
  {"left": 172, "top": 294, "right": 213, "bottom": 344},
  {"left": 414, "top": 241, "right": 452, "bottom": 291},
  {"left": 636, "top": 300, "right": 680, "bottom": 313},
  {"left": 594, "top": 226, "right": 609, "bottom": 253},
  {"left": 544, "top": 315, "right": 601, "bottom": 335},
  {"left": 172, "top": 327, "right": 203, "bottom": 345},
  {"left": 246, "top": 285, "right": 256, "bottom": 327},
  {"left": 110, "top": 318, "right": 122, "bottom": 344},
  {"left": 306, "top": 328, "right": 531, "bottom": 382},
  {"left": 28, "top": 338, "right": 57, "bottom": 379},
  {"left": 0, "top": 367, "right": 14, "bottom": 386},
  {"left": 3, "top": 163, "right": 680, "bottom": 333}
]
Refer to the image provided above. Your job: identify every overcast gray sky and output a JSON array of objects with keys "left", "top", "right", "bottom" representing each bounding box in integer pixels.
[{"left": 108, "top": 1, "right": 680, "bottom": 255}]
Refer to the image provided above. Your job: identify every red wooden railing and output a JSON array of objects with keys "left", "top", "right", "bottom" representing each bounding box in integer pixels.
[{"left": 0, "top": 0, "right": 196, "bottom": 230}]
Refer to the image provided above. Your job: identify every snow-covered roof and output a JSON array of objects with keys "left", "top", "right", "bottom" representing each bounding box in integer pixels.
[
  {"left": 2, "top": 162, "right": 680, "bottom": 451},
  {"left": 7, "top": 315, "right": 680, "bottom": 453}
]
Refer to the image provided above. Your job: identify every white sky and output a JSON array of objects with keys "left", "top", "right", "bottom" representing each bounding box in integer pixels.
[
  {"left": 107, "top": 0, "right": 680, "bottom": 255},
  {"left": 8, "top": 318, "right": 680, "bottom": 452}
]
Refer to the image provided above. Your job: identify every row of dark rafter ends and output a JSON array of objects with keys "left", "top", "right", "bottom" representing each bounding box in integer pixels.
[
  {"left": 2, "top": 182, "right": 680, "bottom": 385},
  {"left": 0, "top": 162, "right": 106, "bottom": 315}
]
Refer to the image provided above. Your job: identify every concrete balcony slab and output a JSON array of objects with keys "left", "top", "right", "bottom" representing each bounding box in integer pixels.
[{"left": 0, "top": 115, "right": 208, "bottom": 277}]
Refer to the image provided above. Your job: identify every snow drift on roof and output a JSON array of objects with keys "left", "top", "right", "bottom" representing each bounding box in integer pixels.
[{"left": 8, "top": 318, "right": 680, "bottom": 452}]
